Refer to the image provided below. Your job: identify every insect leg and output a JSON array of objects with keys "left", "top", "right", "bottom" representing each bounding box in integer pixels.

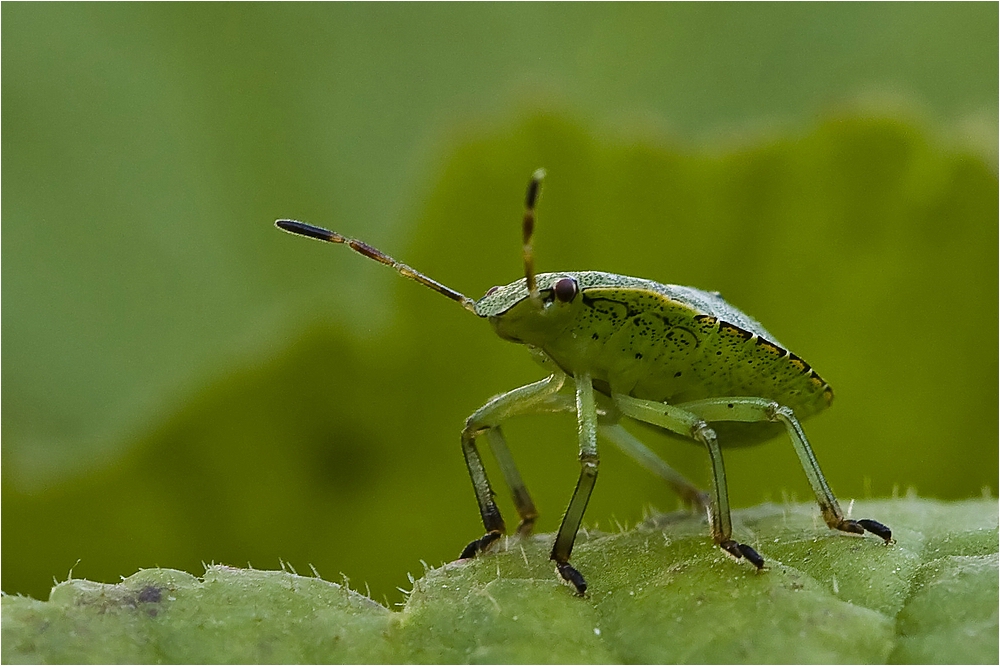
[
  {"left": 489, "top": 393, "right": 576, "bottom": 535},
  {"left": 612, "top": 393, "right": 764, "bottom": 568},
  {"left": 460, "top": 372, "right": 568, "bottom": 559},
  {"left": 482, "top": 427, "right": 538, "bottom": 535},
  {"left": 597, "top": 423, "right": 709, "bottom": 510},
  {"left": 550, "top": 372, "right": 599, "bottom": 595},
  {"left": 677, "top": 397, "right": 892, "bottom": 543}
]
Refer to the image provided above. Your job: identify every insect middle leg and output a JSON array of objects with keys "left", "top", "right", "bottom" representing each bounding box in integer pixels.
[
  {"left": 678, "top": 397, "right": 892, "bottom": 543},
  {"left": 460, "top": 371, "right": 569, "bottom": 559},
  {"left": 550, "top": 372, "right": 599, "bottom": 595},
  {"left": 612, "top": 394, "right": 765, "bottom": 567}
]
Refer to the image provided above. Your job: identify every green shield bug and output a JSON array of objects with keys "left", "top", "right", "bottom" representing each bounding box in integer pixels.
[{"left": 276, "top": 169, "right": 892, "bottom": 596}]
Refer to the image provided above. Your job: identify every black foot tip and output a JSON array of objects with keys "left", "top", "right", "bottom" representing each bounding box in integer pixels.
[
  {"left": 737, "top": 543, "right": 765, "bottom": 569},
  {"left": 721, "top": 540, "right": 765, "bottom": 569},
  {"left": 555, "top": 562, "right": 587, "bottom": 595},
  {"left": 459, "top": 531, "right": 502, "bottom": 560},
  {"left": 720, "top": 539, "right": 743, "bottom": 559},
  {"left": 857, "top": 519, "right": 893, "bottom": 544}
]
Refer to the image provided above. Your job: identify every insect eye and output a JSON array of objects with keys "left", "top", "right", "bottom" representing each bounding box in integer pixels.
[
  {"left": 554, "top": 277, "right": 578, "bottom": 303},
  {"left": 485, "top": 286, "right": 500, "bottom": 296}
]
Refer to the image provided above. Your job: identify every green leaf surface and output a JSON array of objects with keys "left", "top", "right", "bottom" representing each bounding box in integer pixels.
[{"left": 4, "top": 498, "right": 996, "bottom": 664}]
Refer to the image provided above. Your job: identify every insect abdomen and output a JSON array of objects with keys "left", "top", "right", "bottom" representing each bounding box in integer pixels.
[
  {"left": 670, "top": 315, "right": 832, "bottom": 417},
  {"left": 544, "top": 286, "right": 831, "bottom": 418}
]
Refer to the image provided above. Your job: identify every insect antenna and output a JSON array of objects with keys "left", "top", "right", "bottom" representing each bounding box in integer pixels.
[
  {"left": 275, "top": 219, "right": 477, "bottom": 313},
  {"left": 522, "top": 168, "right": 546, "bottom": 302}
]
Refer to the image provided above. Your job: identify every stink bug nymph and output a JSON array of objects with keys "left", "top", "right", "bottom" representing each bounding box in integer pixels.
[{"left": 276, "top": 169, "right": 892, "bottom": 595}]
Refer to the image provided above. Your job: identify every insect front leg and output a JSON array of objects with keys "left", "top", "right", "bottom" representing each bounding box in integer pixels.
[
  {"left": 678, "top": 397, "right": 892, "bottom": 544},
  {"left": 550, "top": 372, "right": 599, "bottom": 595},
  {"left": 460, "top": 372, "right": 569, "bottom": 559},
  {"left": 612, "top": 394, "right": 765, "bottom": 568}
]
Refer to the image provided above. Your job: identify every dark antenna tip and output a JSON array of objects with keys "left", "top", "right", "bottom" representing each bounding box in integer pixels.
[
  {"left": 526, "top": 168, "right": 546, "bottom": 208},
  {"left": 275, "top": 219, "right": 343, "bottom": 243}
]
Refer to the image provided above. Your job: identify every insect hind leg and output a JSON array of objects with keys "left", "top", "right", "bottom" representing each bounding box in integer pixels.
[
  {"left": 611, "top": 393, "right": 764, "bottom": 569},
  {"left": 677, "top": 396, "right": 893, "bottom": 544}
]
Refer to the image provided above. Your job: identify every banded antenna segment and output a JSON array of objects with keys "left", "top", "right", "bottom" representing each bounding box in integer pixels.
[
  {"left": 275, "top": 219, "right": 477, "bottom": 313},
  {"left": 522, "top": 168, "right": 546, "bottom": 301}
]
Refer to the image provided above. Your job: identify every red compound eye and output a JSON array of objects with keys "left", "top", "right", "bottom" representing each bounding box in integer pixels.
[
  {"left": 485, "top": 285, "right": 500, "bottom": 296},
  {"left": 554, "top": 277, "right": 578, "bottom": 303}
]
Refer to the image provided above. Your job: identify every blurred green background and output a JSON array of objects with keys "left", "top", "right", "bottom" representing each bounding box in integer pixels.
[{"left": 3, "top": 4, "right": 997, "bottom": 605}]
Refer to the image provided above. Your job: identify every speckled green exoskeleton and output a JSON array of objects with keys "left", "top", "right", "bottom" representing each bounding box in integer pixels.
[{"left": 276, "top": 169, "right": 892, "bottom": 595}]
